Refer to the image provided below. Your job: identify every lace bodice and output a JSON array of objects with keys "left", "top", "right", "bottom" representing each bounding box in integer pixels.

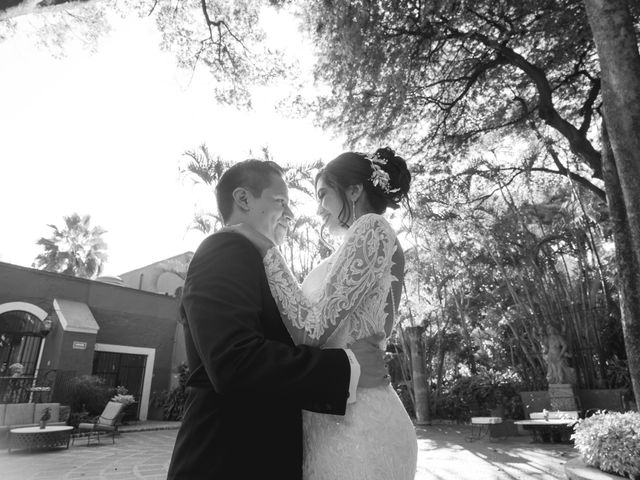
[{"left": 263, "top": 213, "right": 397, "bottom": 348}]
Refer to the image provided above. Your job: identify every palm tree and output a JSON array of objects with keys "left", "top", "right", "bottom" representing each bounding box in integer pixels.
[
  {"left": 181, "top": 144, "right": 231, "bottom": 234},
  {"left": 33, "top": 213, "right": 108, "bottom": 279}
]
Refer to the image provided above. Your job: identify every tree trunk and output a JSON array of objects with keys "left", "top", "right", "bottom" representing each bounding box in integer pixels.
[
  {"left": 407, "top": 325, "right": 431, "bottom": 424},
  {"left": 584, "top": 0, "right": 640, "bottom": 407},
  {"left": 433, "top": 338, "right": 446, "bottom": 416}
]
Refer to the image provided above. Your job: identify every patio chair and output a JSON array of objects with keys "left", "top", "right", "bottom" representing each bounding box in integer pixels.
[{"left": 74, "top": 401, "right": 126, "bottom": 445}]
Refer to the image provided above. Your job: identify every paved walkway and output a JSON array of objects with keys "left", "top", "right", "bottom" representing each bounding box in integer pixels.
[
  {"left": 413, "top": 425, "right": 577, "bottom": 479},
  {"left": 0, "top": 422, "right": 578, "bottom": 479}
]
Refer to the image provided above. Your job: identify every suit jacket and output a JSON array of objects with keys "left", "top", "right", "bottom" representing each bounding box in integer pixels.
[{"left": 167, "top": 233, "right": 351, "bottom": 480}]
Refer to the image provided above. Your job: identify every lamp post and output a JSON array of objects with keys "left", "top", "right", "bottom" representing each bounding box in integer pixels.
[{"left": 40, "top": 318, "right": 53, "bottom": 337}]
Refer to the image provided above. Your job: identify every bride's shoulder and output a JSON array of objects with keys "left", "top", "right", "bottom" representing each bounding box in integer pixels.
[
  {"left": 346, "top": 214, "right": 397, "bottom": 246},
  {"left": 351, "top": 213, "right": 394, "bottom": 232}
]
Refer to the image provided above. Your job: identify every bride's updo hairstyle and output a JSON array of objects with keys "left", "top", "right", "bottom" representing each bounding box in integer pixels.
[{"left": 316, "top": 147, "right": 411, "bottom": 227}]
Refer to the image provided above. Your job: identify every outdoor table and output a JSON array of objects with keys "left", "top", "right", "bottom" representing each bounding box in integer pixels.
[
  {"left": 514, "top": 418, "right": 577, "bottom": 443},
  {"left": 8, "top": 425, "right": 73, "bottom": 453}
]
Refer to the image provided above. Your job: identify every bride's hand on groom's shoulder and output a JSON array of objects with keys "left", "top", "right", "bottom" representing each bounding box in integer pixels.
[{"left": 217, "top": 224, "right": 274, "bottom": 256}]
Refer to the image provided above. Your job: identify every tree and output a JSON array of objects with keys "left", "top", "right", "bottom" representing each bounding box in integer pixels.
[
  {"left": 584, "top": 0, "right": 640, "bottom": 408},
  {"left": 0, "top": 0, "right": 95, "bottom": 20},
  {"left": 397, "top": 168, "right": 628, "bottom": 419},
  {"left": 33, "top": 213, "right": 108, "bottom": 278},
  {"left": 1, "top": 0, "right": 289, "bottom": 106},
  {"left": 302, "top": 0, "right": 613, "bottom": 192},
  {"left": 181, "top": 144, "right": 232, "bottom": 234}
]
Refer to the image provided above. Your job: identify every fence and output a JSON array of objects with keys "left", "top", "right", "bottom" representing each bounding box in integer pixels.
[{"left": 0, "top": 369, "right": 77, "bottom": 404}]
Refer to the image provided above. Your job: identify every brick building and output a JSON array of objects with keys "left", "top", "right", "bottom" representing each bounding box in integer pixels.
[{"left": 0, "top": 261, "right": 185, "bottom": 420}]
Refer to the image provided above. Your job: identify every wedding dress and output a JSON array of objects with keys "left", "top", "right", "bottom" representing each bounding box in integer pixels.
[{"left": 263, "top": 213, "right": 418, "bottom": 480}]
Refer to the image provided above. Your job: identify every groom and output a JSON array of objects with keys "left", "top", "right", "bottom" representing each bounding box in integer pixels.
[{"left": 167, "top": 159, "right": 388, "bottom": 479}]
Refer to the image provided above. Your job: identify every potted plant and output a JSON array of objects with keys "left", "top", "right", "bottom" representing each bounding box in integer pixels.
[
  {"left": 8, "top": 362, "right": 24, "bottom": 377},
  {"left": 111, "top": 386, "right": 136, "bottom": 423},
  {"left": 111, "top": 393, "right": 136, "bottom": 406},
  {"left": 571, "top": 410, "right": 640, "bottom": 479},
  {"left": 39, "top": 407, "right": 51, "bottom": 429}
]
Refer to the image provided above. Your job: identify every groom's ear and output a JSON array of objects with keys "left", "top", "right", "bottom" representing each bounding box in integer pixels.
[{"left": 232, "top": 187, "right": 251, "bottom": 212}]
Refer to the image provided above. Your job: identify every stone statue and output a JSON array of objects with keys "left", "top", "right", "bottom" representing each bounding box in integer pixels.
[{"left": 542, "top": 325, "right": 576, "bottom": 385}]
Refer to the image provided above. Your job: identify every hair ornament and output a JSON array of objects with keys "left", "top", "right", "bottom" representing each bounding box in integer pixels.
[{"left": 364, "top": 152, "right": 400, "bottom": 194}]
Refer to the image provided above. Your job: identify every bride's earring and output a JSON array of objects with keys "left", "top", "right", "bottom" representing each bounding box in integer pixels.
[{"left": 352, "top": 199, "right": 357, "bottom": 223}]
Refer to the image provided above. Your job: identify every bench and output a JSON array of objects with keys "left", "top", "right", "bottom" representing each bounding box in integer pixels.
[{"left": 514, "top": 410, "right": 579, "bottom": 443}]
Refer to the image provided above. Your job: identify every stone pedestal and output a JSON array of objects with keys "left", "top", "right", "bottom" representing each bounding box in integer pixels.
[{"left": 548, "top": 383, "right": 578, "bottom": 411}]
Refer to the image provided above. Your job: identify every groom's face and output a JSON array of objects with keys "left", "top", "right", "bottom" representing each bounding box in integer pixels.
[{"left": 247, "top": 173, "right": 293, "bottom": 245}]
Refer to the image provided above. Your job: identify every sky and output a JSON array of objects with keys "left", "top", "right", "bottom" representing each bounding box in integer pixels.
[{"left": 0, "top": 8, "right": 343, "bottom": 276}]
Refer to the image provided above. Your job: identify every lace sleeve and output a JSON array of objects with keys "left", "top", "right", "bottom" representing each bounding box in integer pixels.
[{"left": 263, "top": 214, "right": 396, "bottom": 346}]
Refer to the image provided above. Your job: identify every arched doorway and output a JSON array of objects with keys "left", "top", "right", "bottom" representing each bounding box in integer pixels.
[{"left": 0, "top": 303, "right": 51, "bottom": 403}]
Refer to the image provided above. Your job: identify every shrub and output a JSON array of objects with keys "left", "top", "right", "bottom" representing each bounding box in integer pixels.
[
  {"left": 151, "top": 363, "right": 189, "bottom": 421},
  {"left": 63, "top": 375, "right": 112, "bottom": 416},
  {"left": 435, "top": 373, "right": 524, "bottom": 422},
  {"left": 67, "top": 411, "right": 93, "bottom": 428},
  {"left": 114, "top": 385, "right": 129, "bottom": 396},
  {"left": 394, "top": 383, "right": 415, "bottom": 419},
  {"left": 572, "top": 411, "right": 640, "bottom": 480}
]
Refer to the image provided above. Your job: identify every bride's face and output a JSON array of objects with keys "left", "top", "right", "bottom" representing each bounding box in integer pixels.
[{"left": 316, "top": 176, "right": 349, "bottom": 236}]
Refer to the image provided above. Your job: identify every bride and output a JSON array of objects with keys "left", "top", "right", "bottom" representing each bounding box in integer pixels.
[{"left": 232, "top": 147, "right": 417, "bottom": 480}]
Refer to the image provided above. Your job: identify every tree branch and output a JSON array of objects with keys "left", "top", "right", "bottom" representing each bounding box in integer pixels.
[
  {"left": 440, "top": 24, "right": 604, "bottom": 180},
  {"left": 1, "top": 0, "right": 94, "bottom": 20},
  {"left": 444, "top": 52, "right": 508, "bottom": 111},
  {"left": 520, "top": 103, "right": 606, "bottom": 201},
  {"left": 474, "top": 32, "right": 603, "bottom": 178},
  {"left": 148, "top": 0, "right": 158, "bottom": 16},
  {"left": 579, "top": 78, "right": 601, "bottom": 135}
]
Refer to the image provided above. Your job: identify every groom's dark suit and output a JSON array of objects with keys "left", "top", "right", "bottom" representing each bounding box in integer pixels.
[{"left": 167, "top": 232, "right": 351, "bottom": 480}]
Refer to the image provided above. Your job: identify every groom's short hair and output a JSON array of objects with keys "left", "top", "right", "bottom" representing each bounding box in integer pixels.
[{"left": 216, "top": 159, "right": 284, "bottom": 223}]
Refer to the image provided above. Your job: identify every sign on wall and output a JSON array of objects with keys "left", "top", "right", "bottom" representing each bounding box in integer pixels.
[{"left": 72, "top": 341, "right": 87, "bottom": 350}]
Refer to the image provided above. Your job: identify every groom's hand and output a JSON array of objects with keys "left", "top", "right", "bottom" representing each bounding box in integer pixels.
[{"left": 350, "top": 333, "right": 390, "bottom": 388}]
